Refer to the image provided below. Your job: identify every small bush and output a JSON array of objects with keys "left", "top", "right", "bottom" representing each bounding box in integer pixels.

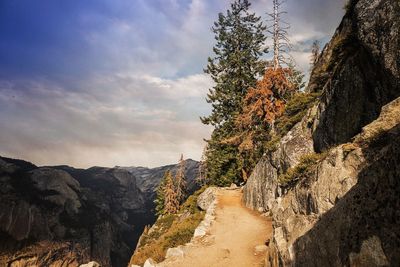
[
  {"left": 163, "top": 212, "right": 204, "bottom": 249},
  {"left": 141, "top": 214, "right": 176, "bottom": 243},
  {"left": 278, "top": 153, "right": 326, "bottom": 187},
  {"left": 275, "top": 92, "right": 321, "bottom": 137},
  {"left": 164, "top": 228, "right": 194, "bottom": 249},
  {"left": 132, "top": 243, "right": 165, "bottom": 264},
  {"left": 157, "top": 214, "right": 176, "bottom": 230},
  {"left": 263, "top": 135, "right": 281, "bottom": 153}
]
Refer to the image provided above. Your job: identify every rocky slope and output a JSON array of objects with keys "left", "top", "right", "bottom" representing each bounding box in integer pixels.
[
  {"left": 0, "top": 158, "right": 199, "bottom": 267},
  {"left": 243, "top": 0, "right": 400, "bottom": 266},
  {"left": 310, "top": 0, "right": 400, "bottom": 152},
  {"left": 122, "top": 159, "right": 200, "bottom": 207}
]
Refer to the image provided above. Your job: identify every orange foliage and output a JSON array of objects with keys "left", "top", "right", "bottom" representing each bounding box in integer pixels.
[
  {"left": 238, "top": 67, "right": 295, "bottom": 129},
  {"left": 235, "top": 67, "right": 296, "bottom": 152}
]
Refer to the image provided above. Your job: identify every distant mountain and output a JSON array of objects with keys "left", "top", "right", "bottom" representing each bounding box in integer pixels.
[
  {"left": 121, "top": 158, "right": 200, "bottom": 205},
  {"left": 0, "top": 156, "right": 199, "bottom": 267}
]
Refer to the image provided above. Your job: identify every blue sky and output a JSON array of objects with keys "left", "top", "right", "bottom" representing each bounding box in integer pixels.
[{"left": 0, "top": 0, "right": 345, "bottom": 168}]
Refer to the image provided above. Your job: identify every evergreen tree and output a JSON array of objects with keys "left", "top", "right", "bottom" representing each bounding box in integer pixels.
[
  {"left": 163, "top": 171, "right": 179, "bottom": 214},
  {"left": 154, "top": 171, "right": 168, "bottom": 216},
  {"left": 228, "top": 0, "right": 305, "bottom": 176},
  {"left": 201, "top": 0, "right": 267, "bottom": 186},
  {"left": 175, "top": 154, "right": 187, "bottom": 204}
]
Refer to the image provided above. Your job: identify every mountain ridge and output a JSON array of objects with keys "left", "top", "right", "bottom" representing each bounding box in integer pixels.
[{"left": 0, "top": 156, "right": 199, "bottom": 267}]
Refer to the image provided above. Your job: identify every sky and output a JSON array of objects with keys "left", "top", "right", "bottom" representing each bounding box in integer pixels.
[{"left": 0, "top": 0, "right": 345, "bottom": 168}]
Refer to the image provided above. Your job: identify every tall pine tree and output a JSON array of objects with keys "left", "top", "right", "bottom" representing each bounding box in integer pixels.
[{"left": 201, "top": 0, "right": 267, "bottom": 186}]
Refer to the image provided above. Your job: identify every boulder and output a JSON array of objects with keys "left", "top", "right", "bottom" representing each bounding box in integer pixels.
[
  {"left": 197, "top": 187, "right": 217, "bottom": 211},
  {"left": 30, "top": 168, "right": 82, "bottom": 214},
  {"left": 193, "top": 225, "right": 207, "bottom": 238},
  {"left": 166, "top": 247, "right": 185, "bottom": 259},
  {"left": 311, "top": 0, "right": 400, "bottom": 152},
  {"left": 144, "top": 258, "right": 158, "bottom": 267},
  {"left": 227, "top": 183, "right": 238, "bottom": 190}
]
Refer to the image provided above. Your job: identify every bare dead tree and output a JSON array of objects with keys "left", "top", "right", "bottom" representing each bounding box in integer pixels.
[{"left": 268, "top": 0, "right": 291, "bottom": 69}]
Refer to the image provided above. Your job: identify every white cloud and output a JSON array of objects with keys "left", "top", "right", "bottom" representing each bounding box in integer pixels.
[{"left": 0, "top": 74, "right": 213, "bottom": 168}]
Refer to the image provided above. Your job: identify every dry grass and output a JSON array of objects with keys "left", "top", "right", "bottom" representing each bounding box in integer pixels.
[{"left": 129, "top": 188, "right": 207, "bottom": 266}]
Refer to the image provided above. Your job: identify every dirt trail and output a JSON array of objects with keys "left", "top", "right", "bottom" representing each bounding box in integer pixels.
[{"left": 163, "top": 189, "right": 272, "bottom": 267}]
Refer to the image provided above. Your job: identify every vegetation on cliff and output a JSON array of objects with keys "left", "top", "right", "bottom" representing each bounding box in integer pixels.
[
  {"left": 130, "top": 187, "right": 207, "bottom": 266},
  {"left": 155, "top": 156, "right": 188, "bottom": 216},
  {"left": 278, "top": 152, "right": 327, "bottom": 187}
]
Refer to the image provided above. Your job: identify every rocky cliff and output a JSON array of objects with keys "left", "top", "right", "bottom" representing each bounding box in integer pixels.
[
  {"left": 0, "top": 158, "right": 199, "bottom": 267},
  {"left": 122, "top": 159, "right": 200, "bottom": 207},
  {"left": 243, "top": 0, "right": 400, "bottom": 266}
]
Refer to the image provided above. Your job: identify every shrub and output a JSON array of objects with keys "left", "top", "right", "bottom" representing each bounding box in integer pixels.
[
  {"left": 131, "top": 243, "right": 165, "bottom": 264},
  {"left": 261, "top": 92, "right": 321, "bottom": 156},
  {"left": 275, "top": 92, "right": 321, "bottom": 137},
  {"left": 278, "top": 153, "right": 326, "bottom": 187},
  {"left": 129, "top": 188, "right": 207, "bottom": 266},
  {"left": 263, "top": 135, "right": 281, "bottom": 153},
  {"left": 163, "top": 212, "right": 204, "bottom": 249}
]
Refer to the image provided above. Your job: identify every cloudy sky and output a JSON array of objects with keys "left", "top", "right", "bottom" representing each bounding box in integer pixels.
[{"left": 0, "top": 0, "right": 345, "bottom": 168}]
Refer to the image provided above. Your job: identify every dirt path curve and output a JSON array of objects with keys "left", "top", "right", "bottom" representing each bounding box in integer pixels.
[{"left": 163, "top": 189, "right": 272, "bottom": 267}]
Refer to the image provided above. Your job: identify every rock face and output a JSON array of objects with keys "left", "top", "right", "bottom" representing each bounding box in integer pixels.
[
  {"left": 292, "top": 125, "right": 400, "bottom": 265},
  {"left": 0, "top": 160, "right": 148, "bottom": 267},
  {"left": 244, "top": 0, "right": 400, "bottom": 266},
  {"left": 243, "top": 107, "right": 316, "bottom": 212},
  {"left": 0, "top": 158, "right": 199, "bottom": 267},
  {"left": 259, "top": 99, "right": 400, "bottom": 266},
  {"left": 310, "top": 0, "right": 400, "bottom": 152}
]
